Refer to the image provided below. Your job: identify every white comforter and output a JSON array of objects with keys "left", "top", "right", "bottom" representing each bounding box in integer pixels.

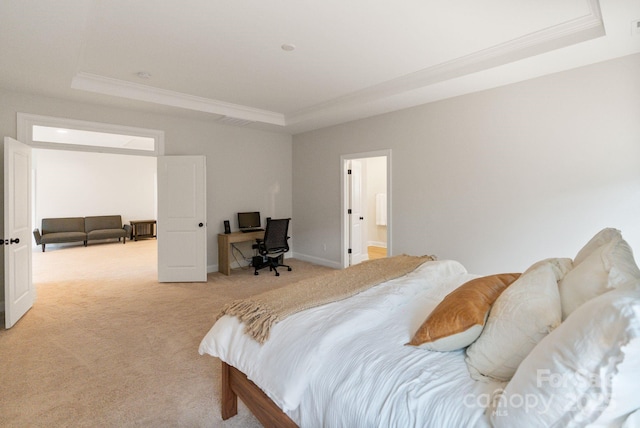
[{"left": 199, "top": 260, "right": 505, "bottom": 427}]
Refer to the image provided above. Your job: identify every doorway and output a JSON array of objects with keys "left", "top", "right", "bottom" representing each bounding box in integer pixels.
[
  {"left": 19, "top": 114, "right": 162, "bottom": 276},
  {"left": 341, "top": 150, "right": 391, "bottom": 268}
]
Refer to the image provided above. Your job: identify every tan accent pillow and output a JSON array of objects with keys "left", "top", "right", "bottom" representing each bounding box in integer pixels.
[{"left": 407, "top": 273, "right": 520, "bottom": 351}]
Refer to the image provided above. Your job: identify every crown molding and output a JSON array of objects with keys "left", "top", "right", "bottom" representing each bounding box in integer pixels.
[
  {"left": 71, "top": 72, "right": 286, "bottom": 126},
  {"left": 286, "top": 0, "right": 604, "bottom": 127},
  {"left": 70, "top": 0, "right": 603, "bottom": 132}
]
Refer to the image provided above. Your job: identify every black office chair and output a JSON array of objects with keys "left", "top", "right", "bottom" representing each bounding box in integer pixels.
[{"left": 254, "top": 218, "right": 292, "bottom": 276}]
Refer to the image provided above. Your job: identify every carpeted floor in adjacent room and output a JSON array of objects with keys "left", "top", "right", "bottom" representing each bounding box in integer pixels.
[{"left": 0, "top": 239, "right": 334, "bottom": 427}]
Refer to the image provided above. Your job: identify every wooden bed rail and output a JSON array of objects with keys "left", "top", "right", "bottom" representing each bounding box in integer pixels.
[{"left": 221, "top": 361, "right": 298, "bottom": 427}]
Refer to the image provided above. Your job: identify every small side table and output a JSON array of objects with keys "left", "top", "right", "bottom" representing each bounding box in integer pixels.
[{"left": 130, "top": 220, "right": 157, "bottom": 241}]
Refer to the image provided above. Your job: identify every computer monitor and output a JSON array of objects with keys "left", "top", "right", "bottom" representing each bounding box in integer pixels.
[{"left": 237, "top": 211, "right": 261, "bottom": 230}]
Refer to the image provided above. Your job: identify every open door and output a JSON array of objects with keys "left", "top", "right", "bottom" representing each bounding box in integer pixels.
[
  {"left": 3, "top": 137, "right": 34, "bottom": 328},
  {"left": 342, "top": 151, "right": 391, "bottom": 268},
  {"left": 157, "top": 156, "right": 207, "bottom": 282},
  {"left": 348, "top": 160, "right": 367, "bottom": 266}
]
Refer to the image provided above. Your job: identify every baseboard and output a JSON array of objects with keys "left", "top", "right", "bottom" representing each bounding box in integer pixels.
[
  {"left": 367, "top": 241, "right": 387, "bottom": 248},
  {"left": 292, "top": 252, "right": 342, "bottom": 269}
]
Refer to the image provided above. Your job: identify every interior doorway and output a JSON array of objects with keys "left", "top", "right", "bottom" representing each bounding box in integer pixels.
[
  {"left": 341, "top": 150, "right": 391, "bottom": 268},
  {"left": 19, "top": 114, "right": 162, "bottom": 278}
]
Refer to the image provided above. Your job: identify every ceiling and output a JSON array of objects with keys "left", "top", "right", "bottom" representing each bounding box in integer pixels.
[{"left": 1, "top": 0, "right": 639, "bottom": 135}]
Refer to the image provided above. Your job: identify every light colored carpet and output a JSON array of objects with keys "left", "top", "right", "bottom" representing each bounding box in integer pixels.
[{"left": 0, "top": 239, "right": 333, "bottom": 427}]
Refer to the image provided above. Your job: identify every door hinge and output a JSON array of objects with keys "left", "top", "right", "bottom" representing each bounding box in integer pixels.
[
  {"left": 347, "top": 209, "right": 352, "bottom": 214},
  {"left": 347, "top": 169, "right": 352, "bottom": 174},
  {"left": 348, "top": 248, "right": 352, "bottom": 254}
]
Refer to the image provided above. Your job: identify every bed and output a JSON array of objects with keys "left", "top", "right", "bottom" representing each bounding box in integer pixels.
[{"left": 199, "top": 228, "right": 640, "bottom": 427}]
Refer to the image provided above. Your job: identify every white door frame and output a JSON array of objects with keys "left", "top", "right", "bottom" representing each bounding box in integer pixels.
[
  {"left": 340, "top": 149, "right": 391, "bottom": 269},
  {"left": 21, "top": 114, "right": 164, "bottom": 273},
  {"left": 17, "top": 113, "right": 164, "bottom": 157}
]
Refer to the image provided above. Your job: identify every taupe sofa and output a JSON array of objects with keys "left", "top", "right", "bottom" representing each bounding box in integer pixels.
[{"left": 33, "top": 215, "right": 130, "bottom": 252}]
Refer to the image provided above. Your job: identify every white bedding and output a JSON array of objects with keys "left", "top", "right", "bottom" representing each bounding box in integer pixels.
[{"left": 199, "top": 260, "right": 505, "bottom": 427}]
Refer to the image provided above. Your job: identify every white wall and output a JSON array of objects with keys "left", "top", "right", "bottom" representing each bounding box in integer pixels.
[
  {"left": 293, "top": 53, "right": 640, "bottom": 274},
  {"left": 32, "top": 149, "right": 156, "bottom": 231},
  {"left": 0, "top": 88, "right": 292, "bottom": 271}
]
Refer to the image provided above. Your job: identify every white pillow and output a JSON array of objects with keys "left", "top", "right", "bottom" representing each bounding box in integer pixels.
[
  {"left": 465, "top": 259, "right": 569, "bottom": 382},
  {"left": 560, "top": 237, "right": 640, "bottom": 320},
  {"left": 524, "top": 257, "right": 573, "bottom": 280},
  {"left": 573, "top": 227, "right": 622, "bottom": 266},
  {"left": 622, "top": 409, "right": 640, "bottom": 428},
  {"left": 491, "top": 289, "right": 640, "bottom": 428}
]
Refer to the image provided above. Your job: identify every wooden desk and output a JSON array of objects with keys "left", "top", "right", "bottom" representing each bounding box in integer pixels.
[{"left": 218, "top": 230, "right": 264, "bottom": 275}]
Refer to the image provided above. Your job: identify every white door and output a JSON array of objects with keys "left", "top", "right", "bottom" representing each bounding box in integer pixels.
[
  {"left": 3, "top": 137, "right": 34, "bottom": 328},
  {"left": 348, "top": 160, "right": 367, "bottom": 265},
  {"left": 157, "top": 156, "right": 207, "bottom": 282}
]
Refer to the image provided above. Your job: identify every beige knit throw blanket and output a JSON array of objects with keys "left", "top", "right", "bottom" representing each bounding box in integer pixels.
[{"left": 218, "top": 254, "right": 435, "bottom": 344}]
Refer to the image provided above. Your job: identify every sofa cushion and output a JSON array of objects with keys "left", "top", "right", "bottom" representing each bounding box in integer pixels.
[
  {"left": 40, "top": 231, "right": 87, "bottom": 244},
  {"left": 42, "top": 217, "right": 85, "bottom": 234},
  {"left": 86, "top": 229, "right": 127, "bottom": 240},
  {"left": 85, "top": 215, "right": 123, "bottom": 232}
]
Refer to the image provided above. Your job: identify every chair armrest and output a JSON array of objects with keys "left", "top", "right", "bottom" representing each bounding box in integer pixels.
[
  {"left": 255, "top": 238, "right": 266, "bottom": 253},
  {"left": 33, "top": 228, "right": 42, "bottom": 245}
]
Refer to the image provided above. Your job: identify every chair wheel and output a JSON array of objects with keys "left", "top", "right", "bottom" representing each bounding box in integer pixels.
[
  {"left": 275, "top": 272, "right": 280, "bottom": 276},
  {"left": 254, "top": 271, "right": 259, "bottom": 275},
  {"left": 287, "top": 267, "right": 292, "bottom": 271}
]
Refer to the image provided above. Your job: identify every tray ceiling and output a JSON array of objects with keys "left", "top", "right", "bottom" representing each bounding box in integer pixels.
[{"left": 1, "top": 0, "right": 639, "bottom": 134}]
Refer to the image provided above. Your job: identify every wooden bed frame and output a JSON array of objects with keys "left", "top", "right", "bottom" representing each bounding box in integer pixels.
[{"left": 221, "top": 361, "right": 298, "bottom": 427}]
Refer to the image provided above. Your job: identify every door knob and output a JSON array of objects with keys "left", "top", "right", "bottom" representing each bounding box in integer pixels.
[
  {"left": 10, "top": 238, "right": 19, "bottom": 244},
  {"left": 359, "top": 217, "right": 364, "bottom": 220},
  {"left": 198, "top": 223, "right": 204, "bottom": 227}
]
